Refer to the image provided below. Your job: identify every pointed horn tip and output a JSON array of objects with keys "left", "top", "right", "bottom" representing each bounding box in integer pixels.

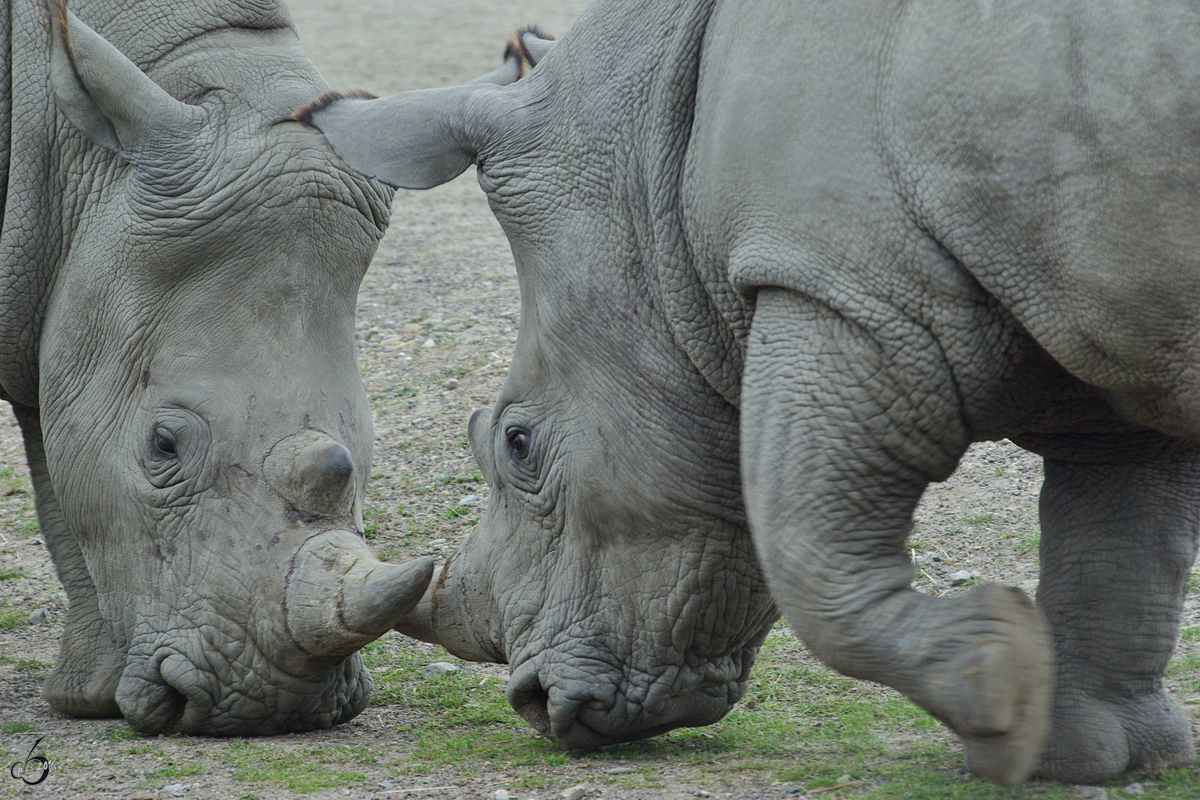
[
  {"left": 340, "top": 556, "right": 435, "bottom": 637},
  {"left": 392, "top": 564, "right": 442, "bottom": 644}
]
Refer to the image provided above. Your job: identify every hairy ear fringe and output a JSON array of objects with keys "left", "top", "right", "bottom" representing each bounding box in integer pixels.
[
  {"left": 293, "top": 89, "right": 378, "bottom": 126},
  {"left": 504, "top": 24, "right": 556, "bottom": 79},
  {"left": 51, "top": 0, "right": 71, "bottom": 52}
]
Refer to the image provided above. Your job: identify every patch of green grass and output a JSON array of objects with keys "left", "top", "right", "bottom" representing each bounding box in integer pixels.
[
  {"left": 0, "top": 652, "right": 51, "bottom": 676},
  {"left": 962, "top": 512, "right": 994, "bottom": 526},
  {"left": 0, "top": 566, "right": 25, "bottom": 581},
  {"left": 104, "top": 725, "right": 142, "bottom": 742},
  {"left": 141, "top": 762, "right": 205, "bottom": 786},
  {"left": 362, "top": 505, "right": 388, "bottom": 538},
  {"left": 218, "top": 741, "right": 372, "bottom": 793},
  {"left": 0, "top": 606, "right": 27, "bottom": 630},
  {"left": 1180, "top": 625, "right": 1200, "bottom": 644},
  {"left": 1188, "top": 572, "right": 1200, "bottom": 594},
  {"left": 0, "top": 465, "right": 30, "bottom": 496},
  {"left": 1, "top": 721, "right": 35, "bottom": 734},
  {"left": 436, "top": 468, "right": 483, "bottom": 485},
  {"left": 1166, "top": 651, "right": 1200, "bottom": 693},
  {"left": 441, "top": 503, "right": 471, "bottom": 520},
  {"left": 16, "top": 518, "right": 39, "bottom": 534},
  {"left": 1013, "top": 528, "right": 1041, "bottom": 555}
]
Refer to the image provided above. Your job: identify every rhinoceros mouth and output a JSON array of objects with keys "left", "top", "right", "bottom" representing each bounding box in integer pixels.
[
  {"left": 506, "top": 651, "right": 751, "bottom": 749},
  {"left": 113, "top": 643, "right": 371, "bottom": 735}
]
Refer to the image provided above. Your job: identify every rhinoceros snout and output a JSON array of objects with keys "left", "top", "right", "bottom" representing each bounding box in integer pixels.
[{"left": 505, "top": 659, "right": 732, "bottom": 750}]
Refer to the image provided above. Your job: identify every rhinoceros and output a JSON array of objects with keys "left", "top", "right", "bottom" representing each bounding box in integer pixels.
[
  {"left": 0, "top": 0, "right": 474, "bottom": 734},
  {"left": 303, "top": 0, "right": 1200, "bottom": 785}
]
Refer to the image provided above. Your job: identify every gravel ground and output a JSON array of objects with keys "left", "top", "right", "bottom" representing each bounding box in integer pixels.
[{"left": 1, "top": 1, "right": 1197, "bottom": 798}]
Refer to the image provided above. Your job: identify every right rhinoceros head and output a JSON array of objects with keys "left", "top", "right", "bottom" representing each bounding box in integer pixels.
[
  {"left": 27, "top": 1, "right": 433, "bottom": 734},
  {"left": 300, "top": 27, "right": 779, "bottom": 747}
]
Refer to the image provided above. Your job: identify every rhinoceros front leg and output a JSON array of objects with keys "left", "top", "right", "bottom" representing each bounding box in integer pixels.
[
  {"left": 1030, "top": 439, "right": 1199, "bottom": 782},
  {"left": 14, "top": 406, "right": 122, "bottom": 717},
  {"left": 740, "top": 288, "right": 1052, "bottom": 786}
]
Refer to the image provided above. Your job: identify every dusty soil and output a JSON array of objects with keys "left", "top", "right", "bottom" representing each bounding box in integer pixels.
[{"left": 0, "top": 1, "right": 1197, "bottom": 798}]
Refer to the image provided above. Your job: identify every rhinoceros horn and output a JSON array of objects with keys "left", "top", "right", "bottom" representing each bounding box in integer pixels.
[
  {"left": 264, "top": 430, "right": 435, "bottom": 658},
  {"left": 394, "top": 545, "right": 504, "bottom": 663},
  {"left": 286, "top": 532, "right": 434, "bottom": 659}
]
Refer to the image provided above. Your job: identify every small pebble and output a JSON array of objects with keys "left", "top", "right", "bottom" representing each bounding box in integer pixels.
[
  {"left": 604, "top": 767, "right": 635, "bottom": 775},
  {"left": 429, "top": 538, "right": 447, "bottom": 545},
  {"left": 458, "top": 495, "right": 478, "bottom": 507},
  {"left": 561, "top": 786, "right": 587, "bottom": 800},
  {"left": 27, "top": 608, "right": 46, "bottom": 625},
  {"left": 1123, "top": 784, "right": 1144, "bottom": 797},
  {"left": 495, "top": 790, "right": 513, "bottom": 800},
  {"left": 443, "top": 378, "right": 460, "bottom": 390},
  {"left": 402, "top": 323, "right": 423, "bottom": 334},
  {"left": 948, "top": 570, "right": 973, "bottom": 585},
  {"left": 1076, "top": 787, "right": 1108, "bottom": 800},
  {"left": 163, "top": 784, "right": 186, "bottom": 795},
  {"left": 422, "top": 338, "right": 436, "bottom": 348},
  {"left": 424, "top": 662, "right": 462, "bottom": 679}
]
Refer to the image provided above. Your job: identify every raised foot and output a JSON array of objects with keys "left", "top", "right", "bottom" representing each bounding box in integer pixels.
[
  {"left": 924, "top": 585, "right": 1054, "bottom": 786},
  {"left": 1035, "top": 689, "right": 1196, "bottom": 783},
  {"left": 42, "top": 609, "right": 124, "bottom": 718}
]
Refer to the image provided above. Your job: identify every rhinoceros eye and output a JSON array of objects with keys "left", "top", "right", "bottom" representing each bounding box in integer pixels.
[
  {"left": 152, "top": 428, "right": 178, "bottom": 459},
  {"left": 506, "top": 427, "right": 530, "bottom": 458}
]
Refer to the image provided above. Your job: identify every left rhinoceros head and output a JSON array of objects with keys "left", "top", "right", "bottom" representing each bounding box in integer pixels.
[{"left": 28, "top": 3, "right": 432, "bottom": 734}]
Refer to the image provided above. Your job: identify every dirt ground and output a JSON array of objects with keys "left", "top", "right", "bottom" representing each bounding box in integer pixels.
[{"left": 0, "top": 1, "right": 1197, "bottom": 798}]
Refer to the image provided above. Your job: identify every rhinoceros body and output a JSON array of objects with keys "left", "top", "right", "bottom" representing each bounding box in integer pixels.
[
  {"left": 0, "top": 0, "right": 440, "bottom": 734},
  {"left": 308, "top": 0, "right": 1200, "bottom": 784}
]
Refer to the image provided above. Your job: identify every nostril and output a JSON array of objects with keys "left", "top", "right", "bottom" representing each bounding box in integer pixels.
[{"left": 506, "top": 666, "right": 553, "bottom": 739}]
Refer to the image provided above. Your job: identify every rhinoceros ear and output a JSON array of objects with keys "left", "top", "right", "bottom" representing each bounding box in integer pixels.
[
  {"left": 505, "top": 25, "right": 557, "bottom": 75},
  {"left": 47, "top": 0, "right": 201, "bottom": 155},
  {"left": 295, "top": 84, "right": 527, "bottom": 190}
]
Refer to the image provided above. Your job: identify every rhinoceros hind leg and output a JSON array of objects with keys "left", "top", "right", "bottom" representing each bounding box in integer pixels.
[
  {"left": 14, "top": 407, "right": 123, "bottom": 718},
  {"left": 1032, "top": 441, "right": 1200, "bottom": 782}
]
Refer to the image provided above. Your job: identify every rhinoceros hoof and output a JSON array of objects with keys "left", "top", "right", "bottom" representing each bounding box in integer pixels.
[
  {"left": 1034, "top": 689, "right": 1196, "bottom": 783},
  {"left": 927, "top": 585, "right": 1054, "bottom": 786}
]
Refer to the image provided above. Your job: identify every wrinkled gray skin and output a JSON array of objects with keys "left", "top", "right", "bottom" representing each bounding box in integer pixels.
[
  {"left": 0, "top": 0, "right": 442, "bottom": 735},
  {"left": 306, "top": 0, "right": 1200, "bottom": 786}
]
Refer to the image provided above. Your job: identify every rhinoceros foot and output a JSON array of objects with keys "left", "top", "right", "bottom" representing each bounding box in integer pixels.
[
  {"left": 1034, "top": 689, "right": 1196, "bottom": 783},
  {"left": 924, "top": 585, "right": 1053, "bottom": 786}
]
